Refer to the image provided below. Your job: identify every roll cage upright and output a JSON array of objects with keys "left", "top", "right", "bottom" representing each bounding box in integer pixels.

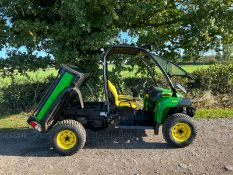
[{"left": 103, "top": 46, "right": 178, "bottom": 112}]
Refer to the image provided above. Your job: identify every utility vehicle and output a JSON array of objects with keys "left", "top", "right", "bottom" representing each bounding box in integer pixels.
[{"left": 27, "top": 46, "right": 196, "bottom": 156}]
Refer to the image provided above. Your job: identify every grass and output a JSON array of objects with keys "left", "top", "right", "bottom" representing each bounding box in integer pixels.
[
  {"left": 195, "top": 108, "right": 233, "bottom": 119},
  {"left": 0, "top": 65, "right": 208, "bottom": 87},
  {"left": 0, "top": 65, "right": 209, "bottom": 89},
  {"left": 111, "top": 64, "right": 210, "bottom": 78},
  {"left": 0, "top": 113, "right": 29, "bottom": 130},
  {"left": 0, "top": 64, "right": 227, "bottom": 130},
  {"left": 0, "top": 108, "right": 232, "bottom": 130},
  {"left": 0, "top": 68, "right": 57, "bottom": 88},
  {"left": 181, "top": 65, "right": 209, "bottom": 72}
]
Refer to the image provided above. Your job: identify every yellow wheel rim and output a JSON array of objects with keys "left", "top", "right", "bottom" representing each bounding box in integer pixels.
[
  {"left": 171, "top": 123, "right": 191, "bottom": 142},
  {"left": 56, "top": 129, "right": 77, "bottom": 150}
]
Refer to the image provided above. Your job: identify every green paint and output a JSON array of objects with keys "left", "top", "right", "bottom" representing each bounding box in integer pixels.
[
  {"left": 36, "top": 72, "right": 75, "bottom": 121},
  {"left": 154, "top": 95, "right": 181, "bottom": 123},
  {"left": 143, "top": 95, "right": 155, "bottom": 112},
  {"left": 142, "top": 87, "right": 183, "bottom": 124}
]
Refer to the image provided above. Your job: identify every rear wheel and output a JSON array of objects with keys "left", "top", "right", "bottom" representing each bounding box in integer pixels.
[
  {"left": 51, "top": 119, "right": 86, "bottom": 156},
  {"left": 162, "top": 113, "right": 196, "bottom": 147}
]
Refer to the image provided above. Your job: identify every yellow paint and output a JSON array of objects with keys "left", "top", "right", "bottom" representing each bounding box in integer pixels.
[
  {"left": 171, "top": 123, "right": 191, "bottom": 142},
  {"left": 56, "top": 129, "right": 77, "bottom": 150},
  {"left": 108, "top": 80, "right": 137, "bottom": 108}
]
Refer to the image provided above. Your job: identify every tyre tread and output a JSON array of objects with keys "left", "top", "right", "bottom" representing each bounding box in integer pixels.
[
  {"left": 162, "top": 113, "right": 196, "bottom": 148},
  {"left": 51, "top": 119, "right": 86, "bottom": 156}
]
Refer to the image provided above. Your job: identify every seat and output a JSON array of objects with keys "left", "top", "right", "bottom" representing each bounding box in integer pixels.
[{"left": 108, "top": 80, "right": 137, "bottom": 109}]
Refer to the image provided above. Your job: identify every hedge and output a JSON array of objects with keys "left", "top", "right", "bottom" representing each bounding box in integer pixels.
[{"left": 0, "top": 64, "right": 232, "bottom": 115}]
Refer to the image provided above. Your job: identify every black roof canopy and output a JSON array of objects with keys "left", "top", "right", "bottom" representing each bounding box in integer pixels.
[
  {"left": 105, "top": 46, "right": 147, "bottom": 57},
  {"left": 104, "top": 45, "right": 192, "bottom": 79}
]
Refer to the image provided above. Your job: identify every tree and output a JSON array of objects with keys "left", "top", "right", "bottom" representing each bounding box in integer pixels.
[
  {"left": 215, "top": 51, "right": 222, "bottom": 60},
  {"left": 223, "top": 44, "right": 233, "bottom": 61},
  {"left": 0, "top": 0, "right": 120, "bottom": 75},
  {"left": 0, "top": 0, "right": 233, "bottom": 73}
]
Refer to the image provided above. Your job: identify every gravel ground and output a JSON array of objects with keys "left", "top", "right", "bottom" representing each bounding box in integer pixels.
[{"left": 0, "top": 119, "right": 232, "bottom": 175}]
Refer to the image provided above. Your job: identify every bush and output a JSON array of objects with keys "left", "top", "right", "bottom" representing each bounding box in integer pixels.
[
  {"left": 123, "top": 64, "right": 233, "bottom": 95},
  {"left": 123, "top": 64, "right": 233, "bottom": 108},
  {"left": 1, "top": 64, "right": 232, "bottom": 116},
  {"left": 188, "top": 64, "right": 233, "bottom": 94},
  {"left": 0, "top": 76, "right": 54, "bottom": 115}
]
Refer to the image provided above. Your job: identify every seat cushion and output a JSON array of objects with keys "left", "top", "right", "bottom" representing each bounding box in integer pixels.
[
  {"left": 108, "top": 80, "right": 137, "bottom": 108},
  {"left": 118, "top": 95, "right": 134, "bottom": 101},
  {"left": 118, "top": 100, "right": 137, "bottom": 108}
]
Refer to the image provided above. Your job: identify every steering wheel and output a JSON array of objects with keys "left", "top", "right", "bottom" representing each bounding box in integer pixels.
[
  {"left": 143, "top": 80, "right": 148, "bottom": 90},
  {"left": 131, "top": 80, "right": 148, "bottom": 97},
  {"left": 143, "top": 80, "right": 155, "bottom": 93}
]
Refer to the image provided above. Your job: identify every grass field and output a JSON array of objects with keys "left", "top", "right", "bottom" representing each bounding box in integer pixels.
[
  {"left": 0, "top": 64, "right": 225, "bottom": 130},
  {"left": 0, "top": 108, "right": 232, "bottom": 130},
  {"left": 195, "top": 108, "right": 233, "bottom": 119},
  {"left": 0, "top": 68, "right": 57, "bottom": 88},
  {"left": 0, "top": 113, "right": 28, "bottom": 130},
  {"left": 0, "top": 65, "right": 209, "bottom": 88},
  {"left": 181, "top": 65, "right": 209, "bottom": 72}
]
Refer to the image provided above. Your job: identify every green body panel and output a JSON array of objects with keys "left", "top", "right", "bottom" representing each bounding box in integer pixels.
[
  {"left": 36, "top": 72, "right": 75, "bottom": 121},
  {"left": 155, "top": 87, "right": 183, "bottom": 98},
  {"left": 143, "top": 94, "right": 155, "bottom": 112},
  {"left": 154, "top": 95, "right": 181, "bottom": 123},
  {"left": 143, "top": 87, "right": 183, "bottom": 124}
]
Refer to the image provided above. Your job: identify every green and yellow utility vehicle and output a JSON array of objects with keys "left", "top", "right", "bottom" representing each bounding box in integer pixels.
[{"left": 27, "top": 46, "right": 196, "bottom": 156}]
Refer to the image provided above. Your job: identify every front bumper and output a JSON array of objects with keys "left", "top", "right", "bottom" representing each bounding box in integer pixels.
[{"left": 186, "top": 106, "right": 196, "bottom": 117}]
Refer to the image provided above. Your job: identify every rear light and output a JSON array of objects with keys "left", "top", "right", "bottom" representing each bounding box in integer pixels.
[
  {"left": 31, "top": 121, "right": 36, "bottom": 128},
  {"left": 30, "top": 121, "right": 42, "bottom": 132}
]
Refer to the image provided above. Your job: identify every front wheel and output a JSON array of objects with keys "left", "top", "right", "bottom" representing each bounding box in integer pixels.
[
  {"left": 51, "top": 119, "right": 86, "bottom": 156},
  {"left": 162, "top": 113, "right": 196, "bottom": 148}
]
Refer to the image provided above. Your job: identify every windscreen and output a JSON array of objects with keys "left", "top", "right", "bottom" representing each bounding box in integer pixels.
[{"left": 153, "top": 55, "right": 190, "bottom": 78}]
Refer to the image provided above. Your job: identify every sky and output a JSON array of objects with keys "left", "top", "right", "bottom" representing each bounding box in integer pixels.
[
  {"left": 0, "top": 31, "right": 215, "bottom": 59},
  {"left": 0, "top": 48, "right": 7, "bottom": 58},
  {"left": 0, "top": 46, "right": 48, "bottom": 58},
  {"left": 0, "top": 31, "right": 135, "bottom": 59}
]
